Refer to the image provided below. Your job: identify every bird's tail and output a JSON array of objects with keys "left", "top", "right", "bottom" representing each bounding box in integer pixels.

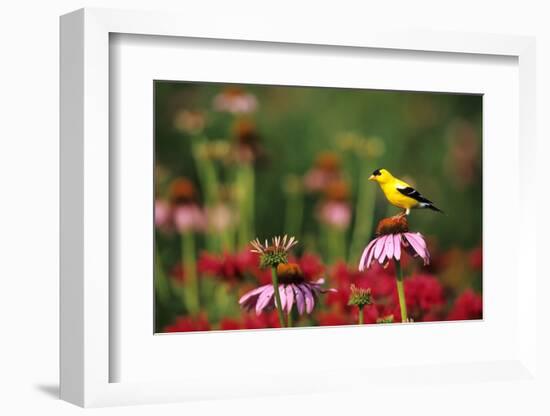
[{"left": 427, "top": 204, "right": 445, "bottom": 214}]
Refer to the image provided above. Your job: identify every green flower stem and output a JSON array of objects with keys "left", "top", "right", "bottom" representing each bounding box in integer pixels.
[
  {"left": 246, "top": 165, "right": 255, "bottom": 239},
  {"left": 349, "top": 163, "right": 376, "bottom": 263},
  {"left": 394, "top": 259, "right": 408, "bottom": 323},
  {"left": 358, "top": 306, "right": 364, "bottom": 325},
  {"left": 271, "top": 267, "right": 286, "bottom": 328},
  {"left": 191, "top": 136, "right": 220, "bottom": 205},
  {"left": 220, "top": 228, "right": 234, "bottom": 253},
  {"left": 326, "top": 226, "right": 346, "bottom": 263},
  {"left": 236, "top": 164, "right": 255, "bottom": 248},
  {"left": 154, "top": 243, "right": 171, "bottom": 304},
  {"left": 287, "top": 308, "right": 293, "bottom": 328},
  {"left": 182, "top": 231, "right": 200, "bottom": 314},
  {"left": 190, "top": 136, "right": 220, "bottom": 252}
]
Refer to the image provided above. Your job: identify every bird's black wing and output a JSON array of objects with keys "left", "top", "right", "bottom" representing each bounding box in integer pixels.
[{"left": 397, "top": 186, "right": 433, "bottom": 204}]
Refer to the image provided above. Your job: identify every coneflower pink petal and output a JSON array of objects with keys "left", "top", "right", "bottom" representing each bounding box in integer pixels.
[
  {"left": 359, "top": 239, "right": 377, "bottom": 271},
  {"left": 300, "top": 284, "right": 315, "bottom": 314},
  {"left": 378, "top": 250, "right": 387, "bottom": 265},
  {"left": 404, "top": 233, "right": 426, "bottom": 261},
  {"left": 385, "top": 235, "right": 394, "bottom": 260},
  {"left": 366, "top": 238, "right": 379, "bottom": 270},
  {"left": 285, "top": 285, "right": 294, "bottom": 314},
  {"left": 413, "top": 232, "right": 427, "bottom": 249},
  {"left": 413, "top": 234, "right": 429, "bottom": 265},
  {"left": 393, "top": 234, "right": 402, "bottom": 261},
  {"left": 294, "top": 285, "right": 305, "bottom": 314},
  {"left": 410, "top": 233, "right": 428, "bottom": 257},
  {"left": 373, "top": 235, "right": 387, "bottom": 261},
  {"left": 238, "top": 285, "right": 268, "bottom": 305},
  {"left": 255, "top": 285, "right": 274, "bottom": 315},
  {"left": 378, "top": 238, "right": 390, "bottom": 265}
]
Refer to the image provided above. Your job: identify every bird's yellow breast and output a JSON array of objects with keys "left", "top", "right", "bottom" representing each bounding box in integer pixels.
[{"left": 380, "top": 182, "right": 420, "bottom": 210}]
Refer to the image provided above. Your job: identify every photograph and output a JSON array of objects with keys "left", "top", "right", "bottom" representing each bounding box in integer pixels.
[{"left": 154, "top": 81, "right": 483, "bottom": 333}]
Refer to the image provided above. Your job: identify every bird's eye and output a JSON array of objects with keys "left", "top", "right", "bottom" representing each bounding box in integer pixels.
[{"left": 372, "top": 169, "right": 381, "bottom": 176}]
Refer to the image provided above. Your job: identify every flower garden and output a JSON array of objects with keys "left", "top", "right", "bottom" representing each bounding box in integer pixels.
[{"left": 154, "top": 82, "right": 483, "bottom": 332}]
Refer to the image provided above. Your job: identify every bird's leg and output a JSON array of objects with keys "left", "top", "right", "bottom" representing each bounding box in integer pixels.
[{"left": 396, "top": 209, "right": 409, "bottom": 218}]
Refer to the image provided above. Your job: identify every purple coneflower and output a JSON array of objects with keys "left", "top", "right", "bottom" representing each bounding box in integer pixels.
[
  {"left": 359, "top": 216, "right": 430, "bottom": 270},
  {"left": 246, "top": 235, "right": 326, "bottom": 327},
  {"left": 318, "top": 201, "right": 352, "bottom": 230},
  {"left": 154, "top": 199, "right": 172, "bottom": 231},
  {"left": 358, "top": 216, "right": 431, "bottom": 323},
  {"left": 239, "top": 263, "right": 335, "bottom": 321},
  {"left": 173, "top": 204, "right": 206, "bottom": 233},
  {"left": 303, "top": 152, "right": 342, "bottom": 193}
]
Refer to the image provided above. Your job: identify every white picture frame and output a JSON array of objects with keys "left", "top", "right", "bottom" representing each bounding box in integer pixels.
[{"left": 60, "top": 7, "right": 538, "bottom": 407}]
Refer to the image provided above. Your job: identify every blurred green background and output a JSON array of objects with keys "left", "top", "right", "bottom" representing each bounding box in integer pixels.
[{"left": 155, "top": 82, "right": 482, "bottom": 246}]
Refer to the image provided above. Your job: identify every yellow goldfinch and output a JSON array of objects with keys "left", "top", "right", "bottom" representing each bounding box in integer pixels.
[{"left": 369, "top": 168, "right": 444, "bottom": 215}]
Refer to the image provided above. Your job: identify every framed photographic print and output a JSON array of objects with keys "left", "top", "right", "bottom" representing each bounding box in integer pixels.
[{"left": 60, "top": 7, "right": 538, "bottom": 408}]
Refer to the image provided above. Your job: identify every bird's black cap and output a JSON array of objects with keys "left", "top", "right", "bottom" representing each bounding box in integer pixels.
[{"left": 372, "top": 168, "right": 382, "bottom": 176}]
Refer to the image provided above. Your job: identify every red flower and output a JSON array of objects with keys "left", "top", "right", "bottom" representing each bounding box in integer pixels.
[
  {"left": 163, "top": 315, "right": 210, "bottom": 333},
  {"left": 327, "top": 262, "right": 395, "bottom": 310},
  {"left": 391, "top": 274, "right": 444, "bottom": 322},
  {"left": 448, "top": 289, "right": 482, "bottom": 321},
  {"left": 362, "top": 305, "right": 380, "bottom": 324},
  {"left": 288, "top": 252, "right": 325, "bottom": 281},
  {"left": 197, "top": 249, "right": 271, "bottom": 284},
  {"left": 403, "top": 274, "right": 444, "bottom": 312},
  {"left": 235, "top": 249, "right": 271, "bottom": 284},
  {"left": 219, "top": 318, "right": 242, "bottom": 331},
  {"left": 469, "top": 246, "right": 482, "bottom": 271},
  {"left": 316, "top": 311, "right": 349, "bottom": 326},
  {"left": 169, "top": 262, "right": 186, "bottom": 284},
  {"left": 197, "top": 252, "right": 224, "bottom": 276},
  {"left": 242, "top": 311, "right": 281, "bottom": 329}
]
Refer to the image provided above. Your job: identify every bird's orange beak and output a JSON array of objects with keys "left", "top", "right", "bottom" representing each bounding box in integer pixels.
[{"left": 368, "top": 174, "right": 376, "bottom": 181}]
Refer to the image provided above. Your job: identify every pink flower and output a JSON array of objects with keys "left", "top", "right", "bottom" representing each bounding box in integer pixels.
[
  {"left": 154, "top": 199, "right": 172, "bottom": 230},
  {"left": 303, "top": 152, "right": 342, "bottom": 193},
  {"left": 213, "top": 87, "right": 258, "bottom": 114},
  {"left": 238, "top": 263, "right": 335, "bottom": 315},
  {"left": 206, "top": 203, "right": 234, "bottom": 232},
  {"left": 173, "top": 204, "right": 206, "bottom": 233},
  {"left": 359, "top": 232, "right": 430, "bottom": 270},
  {"left": 239, "top": 279, "right": 333, "bottom": 315},
  {"left": 318, "top": 201, "right": 352, "bottom": 230},
  {"left": 303, "top": 169, "right": 339, "bottom": 192}
]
